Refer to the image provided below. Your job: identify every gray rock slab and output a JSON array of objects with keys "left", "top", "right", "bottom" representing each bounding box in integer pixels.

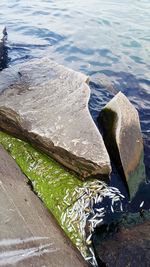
[
  {"left": 0, "top": 145, "right": 88, "bottom": 267},
  {"left": 94, "top": 220, "right": 150, "bottom": 267},
  {"left": 100, "top": 92, "right": 146, "bottom": 197},
  {"left": 0, "top": 58, "right": 111, "bottom": 179}
]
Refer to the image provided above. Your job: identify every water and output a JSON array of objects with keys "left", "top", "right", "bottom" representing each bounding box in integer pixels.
[{"left": 0, "top": 0, "right": 150, "bottom": 207}]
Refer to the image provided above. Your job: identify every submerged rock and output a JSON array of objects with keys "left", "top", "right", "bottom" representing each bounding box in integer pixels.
[
  {"left": 99, "top": 92, "right": 146, "bottom": 198},
  {"left": 94, "top": 219, "right": 150, "bottom": 267},
  {"left": 0, "top": 58, "right": 111, "bottom": 179}
]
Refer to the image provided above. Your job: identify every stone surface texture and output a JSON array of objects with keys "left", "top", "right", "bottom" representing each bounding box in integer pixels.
[
  {"left": 94, "top": 220, "right": 150, "bottom": 267},
  {"left": 0, "top": 145, "right": 88, "bottom": 267},
  {"left": 100, "top": 92, "right": 145, "bottom": 197},
  {"left": 0, "top": 58, "right": 111, "bottom": 179}
]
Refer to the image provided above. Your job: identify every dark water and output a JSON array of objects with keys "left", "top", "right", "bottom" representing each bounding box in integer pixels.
[{"left": 0, "top": 0, "right": 150, "bottom": 209}]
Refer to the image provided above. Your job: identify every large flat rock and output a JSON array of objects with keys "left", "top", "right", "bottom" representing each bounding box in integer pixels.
[
  {"left": 0, "top": 145, "right": 88, "bottom": 267},
  {"left": 99, "top": 92, "right": 145, "bottom": 197},
  {"left": 0, "top": 58, "right": 111, "bottom": 179}
]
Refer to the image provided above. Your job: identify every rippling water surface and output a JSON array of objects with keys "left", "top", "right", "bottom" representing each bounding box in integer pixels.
[{"left": 0, "top": 0, "right": 150, "bottom": 206}]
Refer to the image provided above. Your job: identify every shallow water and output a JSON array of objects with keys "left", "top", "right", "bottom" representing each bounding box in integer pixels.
[{"left": 0, "top": 0, "right": 150, "bottom": 207}]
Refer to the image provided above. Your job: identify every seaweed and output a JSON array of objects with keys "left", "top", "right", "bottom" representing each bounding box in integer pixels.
[{"left": 0, "top": 131, "right": 125, "bottom": 266}]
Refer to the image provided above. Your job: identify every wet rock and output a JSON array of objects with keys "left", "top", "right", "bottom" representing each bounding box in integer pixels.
[
  {"left": 94, "top": 219, "right": 150, "bottom": 267},
  {"left": 0, "top": 58, "right": 111, "bottom": 179},
  {"left": 99, "top": 92, "right": 146, "bottom": 198},
  {"left": 0, "top": 26, "right": 7, "bottom": 68}
]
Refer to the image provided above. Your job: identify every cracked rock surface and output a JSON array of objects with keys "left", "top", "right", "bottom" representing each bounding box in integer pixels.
[{"left": 0, "top": 58, "right": 111, "bottom": 179}]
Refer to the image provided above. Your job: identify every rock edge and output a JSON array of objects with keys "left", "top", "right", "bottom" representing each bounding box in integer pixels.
[{"left": 0, "top": 58, "right": 111, "bottom": 179}]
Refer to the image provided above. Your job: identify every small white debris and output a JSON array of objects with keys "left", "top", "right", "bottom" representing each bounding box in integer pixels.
[
  {"left": 120, "top": 202, "right": 123, "bottom": 212},
  {"left": 111, "top": 205, "right": 114, "bottom": 213},
  {"left": 65, "top": 179, "right": 125, "bottom": 267},
  {"left": 140, "top": 201, "right": 144, "bottom": 208}
]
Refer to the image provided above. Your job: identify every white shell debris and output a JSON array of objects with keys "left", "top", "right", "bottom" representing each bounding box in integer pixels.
[
  {"left": 140, "top": 201, "right": 144, "bottom": 208},
  {"left": 62, "top": 179, "right": 125, "bottom": 267}
]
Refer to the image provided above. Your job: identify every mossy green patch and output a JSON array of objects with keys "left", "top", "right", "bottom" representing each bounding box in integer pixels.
[{"left": 0, "top": 130, "right": 90, "bottom": 256}]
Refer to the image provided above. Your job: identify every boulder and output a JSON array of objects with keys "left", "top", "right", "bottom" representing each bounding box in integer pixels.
[
  {"left": 94, "top": 219, "right": 150, "bottom": 267},
  {"left": 0, "top": 58, "right": 111, "bottom": 179},
  {"left": 99, "top": 92, "right": 146, "bottom": 197}
]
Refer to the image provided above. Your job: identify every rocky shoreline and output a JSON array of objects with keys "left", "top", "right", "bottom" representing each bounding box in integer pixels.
[{"left": 0, "top": 32, "right": 148, "bottom": 267}]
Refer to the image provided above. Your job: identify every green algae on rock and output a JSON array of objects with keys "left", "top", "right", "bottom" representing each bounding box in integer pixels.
[
  {"left": 0, "top": 131, "right": 85, "bottom": 248},
  {"left": 0, "top": 131, "right": 124, "bottom": 266},
  {"left": 0, "top": 131, "right": 96, "bottom": 263},
  {"left": 0, "top": 145, "right": 89, "bottom": 267}
]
